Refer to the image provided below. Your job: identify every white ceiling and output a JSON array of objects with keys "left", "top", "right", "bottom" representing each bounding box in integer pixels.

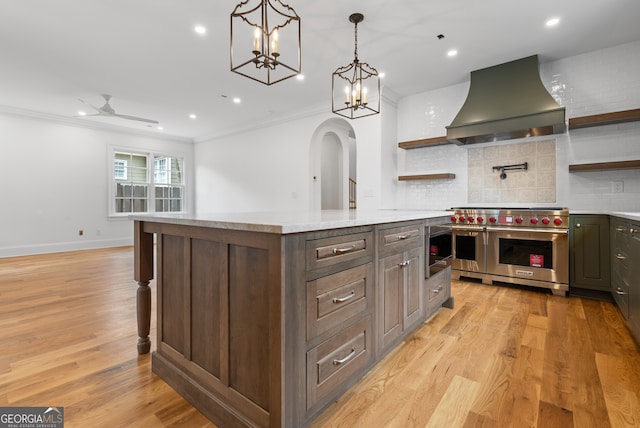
[{"left": 2, "top": 0, "right": 640, "bottom": 142}]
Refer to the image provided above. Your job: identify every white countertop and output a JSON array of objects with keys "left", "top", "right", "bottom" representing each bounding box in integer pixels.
[
  {"left": 130, "top": 209, "right": 453, "bottom": 234},
  {"left": 571, "top": 211, "right": 640, "bottom": 222}
]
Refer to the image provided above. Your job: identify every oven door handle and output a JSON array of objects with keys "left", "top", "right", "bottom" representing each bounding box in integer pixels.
[
  {"left": 452, "top": 226, "right": 486, "bottom": 232},
  {"left": 485, "top": 226, "right": 568, "bottom": 235}
]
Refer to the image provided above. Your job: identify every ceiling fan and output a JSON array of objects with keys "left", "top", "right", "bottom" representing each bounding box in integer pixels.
[{"left": 78, "top": 94, "right": 158, "bottom": 124}]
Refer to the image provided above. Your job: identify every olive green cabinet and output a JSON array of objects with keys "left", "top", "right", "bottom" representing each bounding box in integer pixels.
[
  {"left": 612, "top": 217, "right": 640, "bottom": 342},
  {"left": 570, "top": 215, "right": 610, "bottom": 291},
  {"left": 629, "top": 221, "right": 640, "bottom": 342}
]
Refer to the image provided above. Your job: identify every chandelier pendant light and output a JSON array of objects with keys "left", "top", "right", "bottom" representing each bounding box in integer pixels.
[
  {"left": 230, "top": 0, "right": 301, "bottom": 85},
  {"left": 332, "top": 13, "right": 380, "bottom": 119}
]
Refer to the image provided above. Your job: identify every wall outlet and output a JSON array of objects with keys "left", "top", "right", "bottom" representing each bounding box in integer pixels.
[{"left": 612, "top": 181, "right": 624, "bottom": 193}]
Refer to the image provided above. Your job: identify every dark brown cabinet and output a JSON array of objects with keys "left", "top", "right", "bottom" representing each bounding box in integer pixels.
[{"left": 570, "top": 214, "right": 610, "bottom": 292}]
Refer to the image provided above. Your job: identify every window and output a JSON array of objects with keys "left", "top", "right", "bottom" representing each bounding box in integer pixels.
[
  {"left": 153, "top": 155, "right": 184, "bottom": 213},
  {"left": 111, "top": 150, "right": 185, "bottom": 216}
]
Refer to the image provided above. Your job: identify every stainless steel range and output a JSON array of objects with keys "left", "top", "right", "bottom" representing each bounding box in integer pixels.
[{"left": 450, "top": 207, "right": 569, "bottom": 296}]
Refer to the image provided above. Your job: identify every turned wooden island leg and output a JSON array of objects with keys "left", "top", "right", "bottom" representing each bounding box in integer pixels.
[{"left": 134, "top": 221, "right": 154, "bottom": 354}]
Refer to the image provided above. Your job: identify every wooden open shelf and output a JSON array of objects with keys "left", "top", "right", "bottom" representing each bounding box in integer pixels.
[
  {"left": 568, "top": 160, "right": 640, "bottom": 173},
  {"left": 568, "top": 108, "right": 640, "bottom": 130},
  {"left": 398, "top": 173, "right": 456, "bottom": 181},
  {"left": 398, "top": 136, "right": 450, "bottom": 149}
]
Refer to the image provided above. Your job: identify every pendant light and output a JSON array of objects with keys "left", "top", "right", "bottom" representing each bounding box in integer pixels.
[
  {"left": 230, "top": 0, "right": 301, "bottom": 85},
  {"left": 332, "top": 13, "right": 380, "bottom": 119}
]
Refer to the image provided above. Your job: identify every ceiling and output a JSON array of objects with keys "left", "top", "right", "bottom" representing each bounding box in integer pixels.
[{"left": 2, "top": 0, "right": 640, "bottom": 142}]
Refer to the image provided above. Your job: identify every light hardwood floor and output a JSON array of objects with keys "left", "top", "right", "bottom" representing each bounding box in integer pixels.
[{"left": 1, "top": 247, "right": 639, "bottom": 427}]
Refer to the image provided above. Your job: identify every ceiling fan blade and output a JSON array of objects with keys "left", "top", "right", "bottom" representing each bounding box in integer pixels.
[
  {"left": 113, "top": 113, "right": 159, "bottom": 124},
  {"left": 78, "top": 98, "right": 101, "bottom": 113}
]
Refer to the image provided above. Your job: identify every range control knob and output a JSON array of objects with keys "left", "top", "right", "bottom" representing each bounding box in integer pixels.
[
  {"left": 467, "top": 216, "right": 475, "bottom": 223},
  {"left": 530, "top": 217, "right": 539, "bottom": 225},
  {"left": 477, "top": 216, "right": 484, "bottom": 224},
  {"left": 459, "top": 216, "right": 466, "bottom": 223},
  {"left": 489, "top": 216, "right": 497, "bottom": 223},
  {"left": 450, "top": 215, "right": 457, "bottom": 222},
  {"left": 554, "top": 218, "right": 563, "bottom": 226},
  {"left": 541, "top": 217, "right": 550, "bottom": 225},
  {"left": 515, "top": 217, "right": 524, "bottom": 224}
]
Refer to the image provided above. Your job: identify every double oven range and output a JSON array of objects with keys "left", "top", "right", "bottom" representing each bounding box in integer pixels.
[{"left": 450, "top": 207, "right": 569, "bottom": 296}]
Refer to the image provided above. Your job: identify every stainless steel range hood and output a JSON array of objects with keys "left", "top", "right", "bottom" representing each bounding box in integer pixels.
[{"left": 446, "top": 55, "right": 566, "bottom": 145}]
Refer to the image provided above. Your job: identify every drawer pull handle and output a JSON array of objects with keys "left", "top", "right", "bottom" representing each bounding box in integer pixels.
[
  {"left": 616, "top": 227, "right": 627, "bottom": 232},
  {"left": 616, "top": 288, "right": 627, "bottom": 296},
  {"left": 332, "top": 245, "right": 357, "bottom": 255},
  {"left": 616, "top": 253, "right": 626, "bottom": 260},
  {"left": 332, "top": 291, "right": 356, "bottom": 303},
  {"left": 333, "top": 348, "right": 356, "bottom": 365},
  {"left": 432, "top": 286, "right": 444, "bottom": 294},
  {"left": 397, "top": 234, "right": 410, "bottom": 240},
  {"left": 631, "top": 228, "right": 638, "bottom": 234},
  {"left": 399, "top": 260, "right": 411, "bottom": 267}
]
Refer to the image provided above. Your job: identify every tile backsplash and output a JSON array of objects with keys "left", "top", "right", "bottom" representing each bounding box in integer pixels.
[
  {"left": 397, "top": 40, "right": 640, "bottom": 211},
  {"left": 468, "top": 140, "right": 556, "bottom": 204}
]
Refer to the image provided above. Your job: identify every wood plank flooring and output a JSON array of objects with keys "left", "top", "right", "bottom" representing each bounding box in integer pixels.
[{"left": 1, "top": 247, "right": 639, "bottom": 427}]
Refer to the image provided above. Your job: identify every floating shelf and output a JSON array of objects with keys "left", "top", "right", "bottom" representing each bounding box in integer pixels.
[
  {"left": 398, "top": 173, "right": 456, "bottom": 181},
  {"left": 568, "top": 160, "right": 640, "bottom": 173},
  {"left": 568, "top": 108, "right": 640, "bottom": 130},
  {"left": 398, "top": 136, "right": 451, "bottom": 149}
]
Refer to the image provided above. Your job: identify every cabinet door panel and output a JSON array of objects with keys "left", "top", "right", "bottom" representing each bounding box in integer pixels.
[
  {"left": 571, "top": 215, "right": 610, "bottom": 291},
  {"left": 380, "top": 252, "right": 403, "bottom": 347},
  {"left": 404, "top": 246, "right": 423, "bottom": 328}
]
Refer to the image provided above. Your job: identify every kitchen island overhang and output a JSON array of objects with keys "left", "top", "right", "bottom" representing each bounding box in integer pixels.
[{"left": 131, "top": 210, "right": 453, "bottom": 427}]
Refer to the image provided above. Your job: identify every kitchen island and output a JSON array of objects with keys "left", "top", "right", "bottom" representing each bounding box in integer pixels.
[{"left": 132, "top": 210, "right": 453, "bottom": 428}]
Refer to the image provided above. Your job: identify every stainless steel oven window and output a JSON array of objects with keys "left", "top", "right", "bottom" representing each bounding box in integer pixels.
[{"left": 498, "top": 238, "right": 553, "bottom": 269}]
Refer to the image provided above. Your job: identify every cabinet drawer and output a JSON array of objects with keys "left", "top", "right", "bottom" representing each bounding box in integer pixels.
[
  {"left": 306, "top": 263, "right": 373, "bottom": 340},
  {"left": 306, "top": 231, "right": 373, "bottom": 271},
  {"left": 378, "top": 223, "right": 423, "bottom": 253},
  {"left": 612, "top": 253, "right": 630, "bottom": 286},
  {"left": 306, "top": 316, "right": 373, "bottom": 410},
  {"left": 612, "top": 280, "right": 629, "bottom": 319},
  {"left": 427, "top": 267, "right": 450, "bottom": 311}
]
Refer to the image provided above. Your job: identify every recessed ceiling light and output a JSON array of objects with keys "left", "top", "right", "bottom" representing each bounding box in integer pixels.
[
  {"left": 296, "top": 74, "right": 305, "bottom": 81},
  {"left": 77, "top": 110, "right": 86, "bottom": 116},
  {"left": 194, "top": 25, "right": 207, "bottom": 35},
  {"left": 157, "top": 126, "right": 164, "bottom": 131},
  {"left": 379, "top": 72, "right": 386, "bottom": 78},
  {"left": 546, "top": 17, "right": 560, "bottom": 27},
  {"left": 447, "top": 49, "right": 458, "bottom": 57},
  {"left": 233, "top": 97, "right": 241, "bottom": 104},
  {"left": 189, "top": 113, "right": 197, "bottom": 119}
]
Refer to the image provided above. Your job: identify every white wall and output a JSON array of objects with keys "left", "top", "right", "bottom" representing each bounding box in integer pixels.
[
  {"left": 0, "top": 113, "right": 194, "bottom": 257},
  {"left": 396, "top": 40, "right": 640, "bottom": 211},
  {"left": 194, "top": 111, "right": 385, "bottom": 213}
]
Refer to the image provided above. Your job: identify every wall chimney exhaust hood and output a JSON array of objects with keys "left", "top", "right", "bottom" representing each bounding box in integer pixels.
[{"left": 446, "top": 55, "right": 566, "bottom": 145}]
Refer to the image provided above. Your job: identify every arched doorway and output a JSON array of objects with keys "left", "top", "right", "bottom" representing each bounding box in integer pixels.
[{"left": 309, "top": 118, "right": 356, "bottom": 210}]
